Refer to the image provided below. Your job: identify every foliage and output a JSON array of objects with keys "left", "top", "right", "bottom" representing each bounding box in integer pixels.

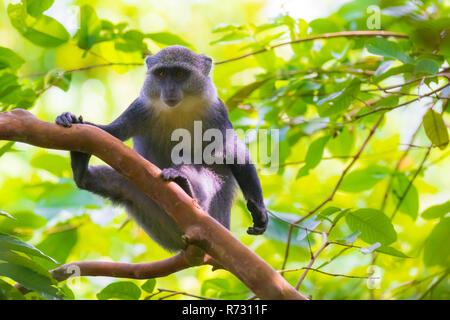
[{"left": 0, "top": 0, "right": 449, "bottom": 300}]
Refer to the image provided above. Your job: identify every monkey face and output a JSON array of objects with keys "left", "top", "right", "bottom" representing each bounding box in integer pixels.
[
  {"left": 152, "top": 66, "right": 190, "bottom": 107},
  {"left": 141, "top": 46, "right": 215, "bottom": 108}
]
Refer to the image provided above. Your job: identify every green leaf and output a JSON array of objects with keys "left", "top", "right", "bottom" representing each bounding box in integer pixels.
[
  {"left": 345, "top": 209, "right": 397, "bottom": 245},
  {"left": 45, "top": 71, "right": 72, "bottom": 92},
  {"left": 77, "top": 5, "right": 101, "bottom": 50},
  {"left": 226, "top": 78, "right": 272, "bottom": 110},
  {"left": 36, "top": 228, "right": 77, "bottom": 266},
  {"left": 210, "top": 31, "right": 251, "bottom": 45},
  {"left": 265, "top": 214, "right": 312, "bottom": 247},
  {"left": 0, "top": 262, "right": 59, "bottom": 298},
  {"left": 318, "top": 206, "right": 342, "bottom": 218},
  {"left": 0, "top": 250, "right": 51, "bottom": 278},
  {"left": 26, "top": 0, "right": 54, "bottom": 17},
  {"left": 201, "top": 278, "right": 229, "bottom": 298},
  {"left": 0, "top": 233, "right": 57, "bottom": 263},
  {"left": 423, "top": 217, "right": 450, "bottom": 267},
  {"left": 97, "top": 281, "right": 141, "bottom": 300},
  {"left": 8, "top": 3, "right": 70, "bottom": 48},
  {"left": 318, "top": 78, "right": 360, "bottom": 117},
  {"left": 0, "top": 142, "right": 16, "bottom": 157},
  {"left": 0, "top": 278, "right": 25, "bottom": 300},
  {"left": 327, "top": 127, "right": 354, "bottom": 158},
  {"left": 145, "top": 32, "right": 193, "bottom": 48},
  {"left": 296, "top": 135, "right": 330, "bottom": 178},
  {"left": 366, "top": 38, "right": 412, "bottom": 64},
  {"left": 115, "top": 30, "right": 148, "bottom": 53},
  {"left": 375, "top": 246, "right": 410, "bottom": 258},
  {"left": 0, "top": 47, "right": 25, "bottom": 71},
  {"left": 415, "top": 59, "right": 439, "bottom": 75},
  {"left": 30, "top": 152, "right": 70, "bottom": 177},
  {"left": 141, "top": 279, "right": 156, "bottom": 293},
  {"left": 423, "top": 108, "right": 449, "bottom": 150},
  {"left": 392, "top": 173, "right": 419, "bottom": 221},
  {"left": 340, "top": 165, "right": 390, "bottom": 192},
  {"left": 0, "top": 211, "right": 46, "bottom": 233},
  {"left": 422, "top": 201, "right": 450, "bottom": 220}
]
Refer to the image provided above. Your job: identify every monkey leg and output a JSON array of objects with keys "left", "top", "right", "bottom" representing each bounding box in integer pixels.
[{"left": 160, "top": 168, "right": 195, "bottom": 198}]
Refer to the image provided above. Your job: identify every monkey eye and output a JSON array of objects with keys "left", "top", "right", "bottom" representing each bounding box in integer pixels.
[
  {"left": 175, "top": 70, "right": 187, "bottom": 80},
  {"left": 157, "top": 70, "right": 167, "bottom": 79}
]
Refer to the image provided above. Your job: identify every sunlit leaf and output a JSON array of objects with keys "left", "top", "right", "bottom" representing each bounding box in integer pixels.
[
  {"left": 392, "top": 173, "right": 419, "bottom": 221},
  {"left": 423, "top": 217, "right": 450, "bottom": 267},
  {"left": 346, "top": 209, "right": 397, "bottom": 245},
  {"left": 375, "top": 246, "right": 410, "bottom": 258},
  {"left": 421, "top": 201, "right": 450, "bottom": 220},
  {"left": 146, "top": 32, "right": 193, "bottom": 48},
  {"left": 423, "top": 108, "right": 449, "bottom": 150},
  {"left": 0, "top": 233, "right": 57, "bottom": 263},
  {"left": 0, "top": 262, "right": 59, "bottom": 298},
  {"left": 77, "top": 5, "right": 101, "bottom": 50},
  {"left": 340, "top": 165, "right": 390, "bottom": 192},
  {"left": 0, "top": 47, "right": 25, "bottom": 71},
  {"left": 201, "top": 278, "right": 229, "bottom": 298},
  {"left": 0, "top": 142, "right": 15, "bottom": 158},
  {"left": 226, "top": 78, "right": 273, "bottom": 109},
  {"left": 141, "top": 279, "right": 156, "bottom": 293},
  {"left": 366, "top": 38, "right": 412, "bottom": 64},
  {"left": 26, "top": 0, "right": 54, "bottom": 17},
  {"left": 97, "top": 281, "right": 141, "bottom": 300},
  {"left": 8, "top": 3, "right": 70, "bottom": 48},
  {"left": 296, "top": 135, "right": 330, "bottom": 178},
  {"left": 37, "top": 228, "right": 78, "bottom": 266},
  {"left": 0, "top": 278, "right": 25, "bottom": 300}
]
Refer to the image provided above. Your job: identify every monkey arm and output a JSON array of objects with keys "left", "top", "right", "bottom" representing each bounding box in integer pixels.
[
  {"left": 56, "top": 98, "right": 149, "bottom": 142},
  {"left": 228, "top": 161, "right": 268, "bottom": 235},
  {"left": 56, "top": 98, "right": 150, "bottom": 199},
  {"left": 89, "top": 98, "right": 150, "bottom": 141}
]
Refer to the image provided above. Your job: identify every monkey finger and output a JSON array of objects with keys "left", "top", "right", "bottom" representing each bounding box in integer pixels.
[
  {"left": 247, "top": 226, "right": 266, "bottom": 235},
  {"left": 55, "top": 115, "right": 71, "bottom": 127}
]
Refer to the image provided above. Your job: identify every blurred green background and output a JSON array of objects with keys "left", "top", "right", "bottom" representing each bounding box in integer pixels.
[{"left": 0, "top": 0, "right": 449, "bottom": 300}]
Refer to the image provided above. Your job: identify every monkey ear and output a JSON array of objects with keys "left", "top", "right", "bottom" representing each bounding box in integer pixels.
[
  {"left": 145, "top": 55, "right": 154, "bottom": 68},
  {"left": 201, "top": 55, "right": 213, "bottom": 75}
]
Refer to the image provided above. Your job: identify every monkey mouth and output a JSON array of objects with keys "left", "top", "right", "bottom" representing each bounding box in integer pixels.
[{"left": 164, "top": 99, "right": 181, "bottom": 107}]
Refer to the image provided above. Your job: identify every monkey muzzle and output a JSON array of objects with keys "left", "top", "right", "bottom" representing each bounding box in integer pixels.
[{"left": 163, "top": 97, "right": 181, "bottom": 107}]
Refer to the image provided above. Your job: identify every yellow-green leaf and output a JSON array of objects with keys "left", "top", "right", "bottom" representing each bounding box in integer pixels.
[{"left": 423, "top": 109, "right": 449, "bottom": 150}]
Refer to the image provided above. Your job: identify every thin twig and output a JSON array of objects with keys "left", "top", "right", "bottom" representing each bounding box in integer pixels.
[
  {"left": 156, "top": 288, "right": 216, "bottom": 300},
  {"left": 215, "top": 31, "right": 408, "bottom": 65},
  {"left": 279, "top": 267, "right": 370, "bottom": 279},
  {"left": 419, "top": 271, "right": 449, "bottom": 300},
  {"left": 391, "top": 145, "right": 432, "bottom": 220},
  {"left": 281, "top": 116, "right": 383, "bottom": 273},
  {"left": 380, "top": 123, "right": 422, "bottom": 211},
  {"left": 352, "top": 83, "right": 450, "bottom": 122},
  {"left": 296, "top": 233, "right": 330, "bottom": 290},
  {"left": 23, "top": 62, "right": 144, "bottom": 79}
]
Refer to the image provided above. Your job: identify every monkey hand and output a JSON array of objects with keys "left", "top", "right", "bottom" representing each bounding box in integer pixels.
[
  {"left": 55, "top": 112, "right": 83, "bottom": 128},
  {"left": 246, "top": 200, "right": 268, "bottom": 235}
]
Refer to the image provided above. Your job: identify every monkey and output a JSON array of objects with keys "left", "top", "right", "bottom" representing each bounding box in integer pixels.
[{"left": 55, "top": 45, "right": 268, "bottom": 252}]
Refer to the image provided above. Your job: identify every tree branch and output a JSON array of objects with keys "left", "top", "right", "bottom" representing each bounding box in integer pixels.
[
  {"left": 215, "top": 31, "right": 408, "bottom": 65},
  {"left": 0, "top": 109, "right": 307, "bottom": 300}
]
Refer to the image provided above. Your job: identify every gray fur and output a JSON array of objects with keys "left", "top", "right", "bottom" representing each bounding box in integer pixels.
[{"left": 56, "top": 45, "right": 268, "bottom": 252}]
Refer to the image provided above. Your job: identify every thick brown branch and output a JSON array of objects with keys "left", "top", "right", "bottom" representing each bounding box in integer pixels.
[
  {"left": 0, "top": 109, "right": 307, "bottom": 300},
  {"left": 51, "top": 246, "right": 202, "bottom": 282}
]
